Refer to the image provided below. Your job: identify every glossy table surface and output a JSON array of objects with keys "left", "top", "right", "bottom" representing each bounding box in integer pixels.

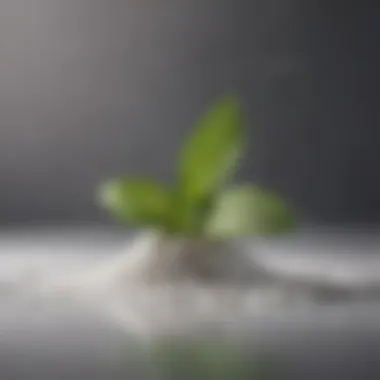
[{"left": 1, "top": 226, "right": 380, "bottom": 379}]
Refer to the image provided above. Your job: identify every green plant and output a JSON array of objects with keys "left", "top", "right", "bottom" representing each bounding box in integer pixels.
[{"left": 98, "top": 96, "right": 296, "bottom": 238}]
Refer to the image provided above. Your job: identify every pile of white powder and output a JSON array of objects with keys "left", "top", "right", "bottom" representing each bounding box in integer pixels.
[{"left": 1, "top": 229, "right": 380, "bottom": 338}]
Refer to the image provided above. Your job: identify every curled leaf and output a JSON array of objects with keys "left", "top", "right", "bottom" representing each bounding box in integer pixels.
[{"left": 204, "top": 185, "right": 297, "bottom": 238}]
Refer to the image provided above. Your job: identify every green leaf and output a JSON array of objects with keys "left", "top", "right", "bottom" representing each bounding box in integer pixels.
[
  {"left": 178, "top": 96, "right": 244, "bottom": 204},
  {"left": 97, "top": 178, "right": 172, "bottom": 228},
  {"left": 204, "top": 185, "right": 297, "bottom": 238}
]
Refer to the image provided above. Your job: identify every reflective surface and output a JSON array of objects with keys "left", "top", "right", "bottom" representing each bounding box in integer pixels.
[{"left": 1, "top": 226, "right": 380, "bottom": 379}]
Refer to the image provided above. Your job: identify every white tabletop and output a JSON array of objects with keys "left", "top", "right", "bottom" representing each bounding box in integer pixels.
[{"left": 0, "top": 226, "right": 380, "bottom": 379}]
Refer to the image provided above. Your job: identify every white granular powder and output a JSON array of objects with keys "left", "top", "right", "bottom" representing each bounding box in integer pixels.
[{"left": 1, "top": 230, "right": 380, "bottom": 338}]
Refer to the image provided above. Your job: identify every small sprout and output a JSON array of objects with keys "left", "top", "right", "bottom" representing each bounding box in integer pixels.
[{"left": 98, "top": 96, "right": 297, "bottom": 238}]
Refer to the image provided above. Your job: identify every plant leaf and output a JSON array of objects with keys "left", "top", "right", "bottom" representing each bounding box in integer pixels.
[
  {"left": 178, "top": 96, "right": 244, "bottom": 205},
  {"left": 204, "top": 185, "right": 296, "bottom": 238},
  {"left": 97, "top": 178, "right": 172, "bottom": 228}
]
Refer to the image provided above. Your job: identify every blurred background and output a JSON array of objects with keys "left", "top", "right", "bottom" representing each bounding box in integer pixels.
[
  {"left": 1, "top": 3, "right": 380, "bottom": 378},
  {"left": 0, "top": 0, "right": 379, "bottom": 226}
]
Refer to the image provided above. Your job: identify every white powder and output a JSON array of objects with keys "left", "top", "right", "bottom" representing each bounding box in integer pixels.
[{"left": 1, "top": 230, "right": 380, "bottom": 338}]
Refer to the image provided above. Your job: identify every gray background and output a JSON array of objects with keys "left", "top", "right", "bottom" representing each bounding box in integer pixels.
[{"left": 0, "top": 0, "right": 379, "bottom": 225}]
